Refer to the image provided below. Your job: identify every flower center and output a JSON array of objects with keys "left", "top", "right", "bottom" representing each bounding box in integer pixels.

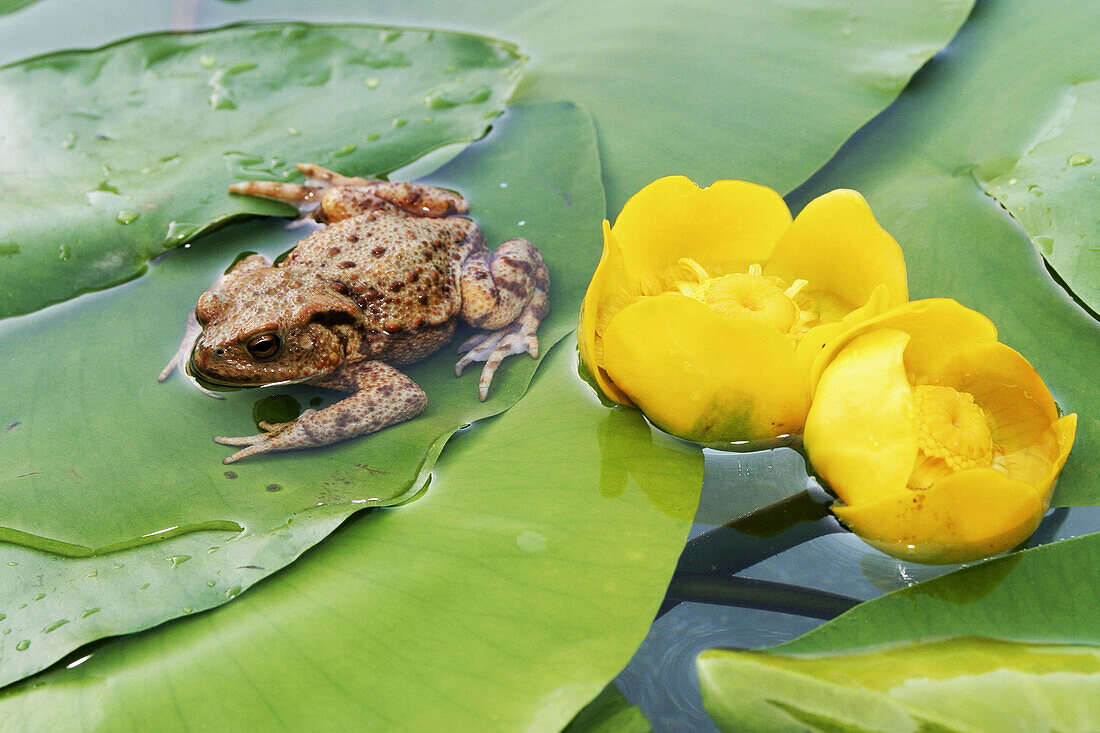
[
  {"left": 674, "top": 259, "right": 818, "bottom": 342},
  {"left": 908, "top": 385, "right": 995, "bottom": 489}
]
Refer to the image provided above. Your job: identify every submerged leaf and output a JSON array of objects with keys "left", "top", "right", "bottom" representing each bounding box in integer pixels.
[
  {"left": 564, "top": 683, "right": 653, "bottom": 733},
  {"left": 698, "top": 533, "right": 1100, "bottom": 732},
  {"left": 0, "top": 0, "right": 36, "bottom": 15},
  {"left": 0, "top": 22, "right": 524, "bottom": 318},
  {"left": 0, "top": 100, "right": 604, "bottom": 685},
  {"left": 700, "top": 637, "right": 1100, "bottom": 733}
]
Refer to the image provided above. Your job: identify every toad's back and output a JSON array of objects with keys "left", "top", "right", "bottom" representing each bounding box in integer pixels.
[{"left": 278, "top": 211, "right": 474, "bottom": 335}]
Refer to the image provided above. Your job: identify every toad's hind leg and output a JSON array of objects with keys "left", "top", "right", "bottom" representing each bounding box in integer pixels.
[
  {"left": 455, "top": 238, "right": 550, "bottom": 401},
  {"left": 228, "top": 162, "right": 469, "bottom": 222},
  {"left": 214, "top": 361, "right": 427, "bottom": 464}
]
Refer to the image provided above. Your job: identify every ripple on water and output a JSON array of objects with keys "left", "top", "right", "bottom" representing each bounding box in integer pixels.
[{"left": 615, "top": 602, "right": 822, "bottom": 732}]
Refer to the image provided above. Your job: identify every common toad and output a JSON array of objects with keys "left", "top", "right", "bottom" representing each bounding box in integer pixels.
[{"left": 160, "top": 163, "right": 548, "bottom": 463}]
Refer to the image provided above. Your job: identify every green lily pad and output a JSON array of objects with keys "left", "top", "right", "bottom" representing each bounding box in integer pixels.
[
  {"left": 0, "top": 339, "right": 703, "bottom": 731},
  {"left": 786, "top": 0, "right": 1100, "bottom": 507},
  {"left": 698, "top": 532, "right": 1100, "bottom": 732},
  {"left": 978, "top": 79, "right": 1100, "bottom": 314},
  {"left": 0, "top": 99, "right": 605, "bottom": 685},
  {"left": 500, "top": 0, "right": 977, "bottom": 211},
  {"left": 0, "top": 22, "right": 523, "bottom": 318},
  {"left": 0, "top": 0, "right": 978, "bottom": 213}
]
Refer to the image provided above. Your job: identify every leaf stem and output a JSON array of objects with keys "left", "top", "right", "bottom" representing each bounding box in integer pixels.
[{"left": 661, "top": 573, "right": 861, "bottom": 621}]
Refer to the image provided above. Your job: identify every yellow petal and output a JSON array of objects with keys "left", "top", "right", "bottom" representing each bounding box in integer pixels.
[
  {"left": 601, "top": 293, "right": 808, "bottom": 443},
  {"left": 804, "top": 329, "right": 918, "bottom": 506},
  {"left": 794, "top": 283, "right": 892, "bottom": 379},
  {"left": 810, "top": 299, "right": 999, "bottom": 394},
  {"left": 933, "top": 341, "right": 1060, "bottom": 457},
  {"left": 833, "top": 469, "right": 1045, "bottom": 564},
  {"left": 611, "top": 176, "right": 792, "bottom": 294},
  {"left": 578, "top": 220, "right": 639, "bottom": 405},
  {"left": 764, "top": 189, "right": 908, "bottom": 312},
  {"left": 1036, "top": 413, "right": 1078, "bottom": 505}
]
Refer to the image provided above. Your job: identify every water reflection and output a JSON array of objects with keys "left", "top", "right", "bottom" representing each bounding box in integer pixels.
[{"left": 595, "top": 407, "right": 699, "bottom": 521}]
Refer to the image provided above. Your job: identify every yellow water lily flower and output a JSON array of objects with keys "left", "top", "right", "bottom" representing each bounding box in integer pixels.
[
  {"left": 804, "top": 299, "right": 1077, "bottom": 564},
  {"left": 578, "top": 175, "right": 908, "bottom": 444}
]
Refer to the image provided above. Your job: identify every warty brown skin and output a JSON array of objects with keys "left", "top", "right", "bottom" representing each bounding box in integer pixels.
[{"left": 165, "top": 163, "right": 549, "bottom": 464}]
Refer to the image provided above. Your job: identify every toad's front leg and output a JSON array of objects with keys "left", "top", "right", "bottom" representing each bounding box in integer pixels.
[{"left": 214, "top": 361, "right": 427, "bottom": 464}]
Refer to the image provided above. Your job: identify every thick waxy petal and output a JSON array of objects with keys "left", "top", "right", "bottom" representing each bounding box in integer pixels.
[
  {"left": 610, "top": 176, "right": 792, "bottom": 294},
  {"left": 794, "top": 283, "right": 892, "bottom": 378},
  {"left": 579, "top": 221, "right": 639, "bottom": 404},
  {"left": 933, "top": 341, "right": 1061, "bottom": 458},
  {"left": 804, "top": 329, "right": 919, "bottom": 506},
  {"left": 1038, "top": 414, "right": 1078, "bottom": 503},
  {"left": 832, "top": 469, "right": 1046, "bottom": 564},
  {"left": 601, "top": 293, "right": 808, "bottom": 443},
  {"left": 805, "top": 298, "right": 1077, "bottom": 564},
  {"left": 810, "top": 299, "right": 998, "bottom": 393},
  {"left": 765, "top": 189, "right": 908, "bottom": 314}
]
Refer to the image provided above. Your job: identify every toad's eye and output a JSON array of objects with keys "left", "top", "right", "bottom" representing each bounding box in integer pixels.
[{"left": 246, "top": 333, "right": 282, "bottom": 361}]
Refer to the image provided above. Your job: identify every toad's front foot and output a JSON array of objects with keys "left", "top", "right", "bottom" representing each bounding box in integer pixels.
[{"left": 213, "top": 361, "right": 427, "bottom": 463}]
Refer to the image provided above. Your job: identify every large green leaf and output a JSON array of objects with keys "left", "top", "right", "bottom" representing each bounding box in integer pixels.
[
  {"left": 697, "top": 533, "right": 1100, "bottom": 732},
  {"left": 0, "top": 22, "right": 523, "bottom": 318},
  {"left": 0, "top": 0, "right": 978, "bottom": 213},
  {"left": 785, "top": 0, "right": 1100, "bottom": 506},
  {"left": 0, "top": 339, "right": 703, "bottom": 731},
  {"left": 0, "top": 100, "right": 605, "bottom": 685}
]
